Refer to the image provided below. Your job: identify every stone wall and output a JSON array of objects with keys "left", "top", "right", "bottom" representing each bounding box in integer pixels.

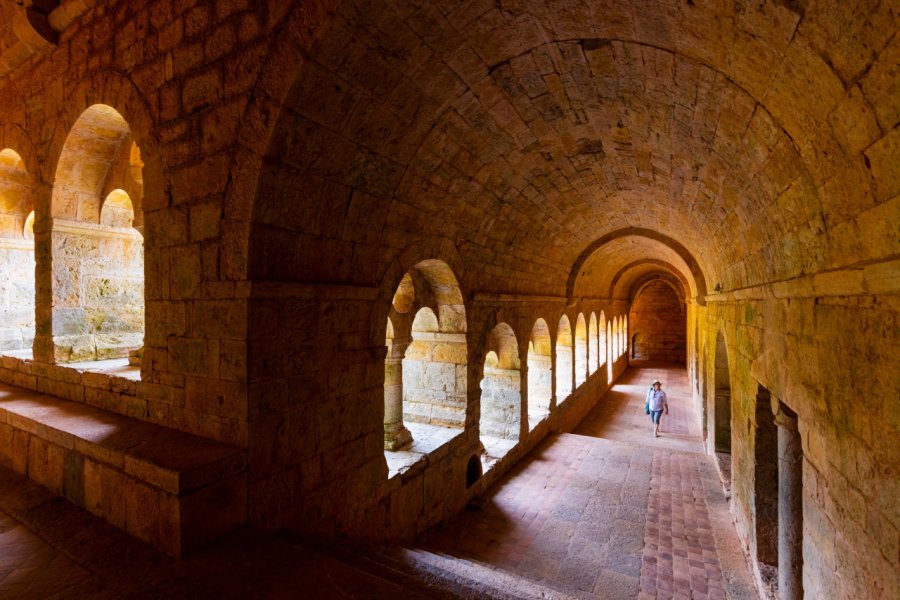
[
  {"left": 403, "top": 331, "right": 468, "bottom": 428},
  {"left": 693, "top": 290, "right": 899, "bottom": 600},
  {"left": 0, "top": 240, "right": 34, "bottom": 351},
  {"left": 0, "top": 0, "right": 894, "bottom": 592},
  {"left": 480, "top": 365, "right": 521, "bottom": 440},
  {"left": 629, "top": 280, "right": 686, "bottom": 363},
  {"left": 50, "top": 223, "right": 143, "bottom": 362}
]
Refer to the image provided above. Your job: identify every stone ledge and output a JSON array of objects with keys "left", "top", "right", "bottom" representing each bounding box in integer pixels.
[{"left": 0, "top": 381, "right": 247, "bottom": 556}]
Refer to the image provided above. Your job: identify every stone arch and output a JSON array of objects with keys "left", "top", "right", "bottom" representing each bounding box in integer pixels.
[
  {"left": 527, "top": 318, "right": 552, "bottom": 431},
  {"left": 45, "top": 71, "right": 163, "bottom": 215},
  {"left": 567, "top": 228, "right": 708, "bottom": 305},
  {"left": 384, "top": 258, "right": 468, "bottom": 447},
  {"left": 0, "top": 125, "right": 41, "bottom": 188},
  {"left": 369, "top": 237, "right": 468, "bottom": 351},
  {"left": 609, "top": 259, "right": 692, "bottom": 301},
  {"left": 48, "top": 103, "right": 146, "bottom": 363},
  {"left": 100, "top": 189, "right": 136, "bottom": 229},
  {"left": 229, "top": 0, "right": 340, "bottom": 281},
  {"left": 0, "top": 147, "right": 36, "bottom": 354},
  {"left": 555, "top": 314, "right": 573, "bottom": 401},
  {"left": 574, "top": 313, "right": 588, "bottom": 387},
  {"left": 480, "top": 322, "right": 521, "bottom": 445},
  {"left": 588, "top": 312, "right": 599, "bottom": 374}
]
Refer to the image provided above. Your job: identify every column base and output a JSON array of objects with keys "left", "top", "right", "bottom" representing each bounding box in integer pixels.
[{"left": 384, "top": 426, "right": 413, "bottom": 451}]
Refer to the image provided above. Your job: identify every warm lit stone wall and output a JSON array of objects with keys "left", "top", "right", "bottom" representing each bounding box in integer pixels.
[
  {"left": 0, "top": 241, "right": 34, "bottom": 351},
  {"left": 692, "top": 291, "right": 899, "bottom": 600},
  {"left": 50, "top": 223, "right": 143, "bottom": 361},
  {"left": 480, "top": 366, "right": 521, "bottom": 440},
  {"left": 403, "top": 332, "right": 468, "bottom": 428},
  {"left": 0, "top": 1, "right": 894, "bottom": 591},
  {"left": 628, "top": 280, "right": 687, "bottom": 363}
]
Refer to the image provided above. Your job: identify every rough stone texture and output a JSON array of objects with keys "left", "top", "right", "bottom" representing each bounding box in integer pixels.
[
  {"left": 628, "top": 279, "right": 686, "bottom": 363},
  {"left": 0, "top": 1, "right": 894, "bottom": 596},
  {"left": 0, "top": 242, "right": 34, "bottom": 352}
]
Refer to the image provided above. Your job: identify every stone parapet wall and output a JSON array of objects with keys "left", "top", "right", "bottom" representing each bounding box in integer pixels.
[{"left": 50, "top": 221, "right": 144, "bottom": 362}]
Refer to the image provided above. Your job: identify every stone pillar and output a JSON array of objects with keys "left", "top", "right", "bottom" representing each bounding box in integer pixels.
[
  {"left": 775, "top": 407, "right": 803, "bottom": 600},
  {"left": 384, "top": 339, "right": 413, "bottom": 451}
]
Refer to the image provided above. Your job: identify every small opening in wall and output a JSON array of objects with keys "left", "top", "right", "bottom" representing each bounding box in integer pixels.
[{"left": 466, "top": 455, "right": 482, "bottom": 488}]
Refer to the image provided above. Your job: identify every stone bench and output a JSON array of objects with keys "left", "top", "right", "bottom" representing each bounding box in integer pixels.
[{"left": 0, "top": 381, "right": 247, "bottom": 557}]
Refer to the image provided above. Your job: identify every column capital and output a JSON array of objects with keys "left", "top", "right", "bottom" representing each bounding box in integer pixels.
[{"left": 774, "top": 408, "right": 798, "bottom": 431}]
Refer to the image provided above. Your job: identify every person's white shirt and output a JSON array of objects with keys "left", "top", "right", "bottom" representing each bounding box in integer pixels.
[{"left": 646, "top": 388, "right": 667, "bottom": 411}]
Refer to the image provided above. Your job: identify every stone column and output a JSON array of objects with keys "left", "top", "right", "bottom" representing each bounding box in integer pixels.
[
  {"left": 384, "top": 339, "right": 413, "bottom": 450},
  {"left": 775, "top": 407, "right": 803, "bottom": 600}
]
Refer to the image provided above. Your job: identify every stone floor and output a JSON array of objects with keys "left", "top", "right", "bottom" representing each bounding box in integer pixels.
[
  {"left": 0, "top": 363, "right": 758, "bottom": 599},
  {"left": 425, "top": 364, "right": 758, "bottom": 599}
]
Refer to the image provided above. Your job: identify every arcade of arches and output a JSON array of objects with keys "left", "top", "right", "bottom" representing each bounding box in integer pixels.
[{"left": 0, "top": 1, "right": 896, "bottom": 598}]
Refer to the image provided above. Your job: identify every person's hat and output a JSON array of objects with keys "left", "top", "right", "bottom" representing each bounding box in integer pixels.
[{"left": 652, "top": 380, "right": 661, "bottom": 385}]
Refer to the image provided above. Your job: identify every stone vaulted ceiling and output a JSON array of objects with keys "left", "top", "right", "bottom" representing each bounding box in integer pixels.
[{"left": 251, "top": 0, "right": 897, "bottom": 299}]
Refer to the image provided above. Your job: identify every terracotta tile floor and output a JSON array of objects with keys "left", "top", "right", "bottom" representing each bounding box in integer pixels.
[
  {"left": 0, "top": 512, "right": 90, "bottom": 599},
  {"left": 427, "top": 364, "right": 758, "bottom": 599}
]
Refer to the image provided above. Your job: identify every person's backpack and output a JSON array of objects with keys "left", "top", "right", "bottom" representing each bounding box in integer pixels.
[{"left": 644, "top": 387, "right": 651, "bottom": 414}]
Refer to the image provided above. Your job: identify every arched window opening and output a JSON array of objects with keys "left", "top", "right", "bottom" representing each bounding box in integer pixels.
[
  {"left": 383, "top": 260, "right": 467, "bottom": 476},
  {"left": 527, "top": 319, "right": 552, "bottom": 431},
  {"left": 480, "top": 322, "right": 521, "bottom": 466},
  {"left": 100, "top": 189, "right": 135, "bottom": 228},
  {"left": 623, "top": 315, "right": 628, "bottom": 354},
  {"left": 606, "top": 320, "right": 613, "bottom": 381},
  {"left": 588, "top": 312, "right": 599, "bottom": 375},
  {"left": 631, "top": 333, "right": 641, "bottom": 359},
  {"left": 0, "top": 149, "right": 35, "bottom": 356},
  {"left": 574, "top": 313, "right": 588, "bottom": 387},
  {"left": 50, "top": 106, "right": 144, "bottom": 363},
  {"left": 555, "top": 315, "right": 573, "bottom": 401},
  {"left": 599, "top": 312, "right": 607, "bottom": 367}
]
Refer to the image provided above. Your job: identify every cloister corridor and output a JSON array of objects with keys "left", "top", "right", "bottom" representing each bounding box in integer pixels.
[
  {"left": 426, "top": 364, "right": 757, "bottom": 599},
  {"left": 0, "top": 364, "right": 756, "bottom": 599}
]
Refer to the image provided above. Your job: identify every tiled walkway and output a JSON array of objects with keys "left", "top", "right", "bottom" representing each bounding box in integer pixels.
[{"left": 427, "top": 364, "right": 758, "bottom": 599}]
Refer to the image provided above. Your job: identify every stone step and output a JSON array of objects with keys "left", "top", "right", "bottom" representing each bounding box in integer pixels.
[
  {"left": 0, "top": 381, "right": 247, "bottom": 557},
  {"left": 405, "top": 546, "right": 583, "bottom": 600},
  {"left": 314, "top": 535, "right": 580, "bottom": 599}
]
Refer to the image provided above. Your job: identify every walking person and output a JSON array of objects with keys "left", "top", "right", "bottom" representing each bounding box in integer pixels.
[{"left": 646, "top": 380, "right": 668, "bottom": 437}]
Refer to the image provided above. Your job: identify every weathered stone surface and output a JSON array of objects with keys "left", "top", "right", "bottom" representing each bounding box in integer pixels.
[{"left": 0, "top": 3, "right": 893, "bottom": 595}]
